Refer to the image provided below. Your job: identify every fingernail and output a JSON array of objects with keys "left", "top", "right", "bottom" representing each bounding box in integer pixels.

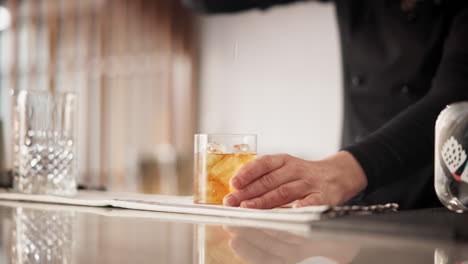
[
  {"left": 229, "top": 238, "right": 241, "bottom": 251},
  {"left": 230, "top": 178, "right": 240, "bottom": 189},
  {"left": 222, "top": 225, "right": 235, "bottom": 233},
  {"left": 223, "top": 225, "right": 239, "bottom": 235},
  {"left": 223, "top": 195, "right": 238, "bottom": 207},
  {"left": 294, "top": 202, "right": 303, "bottom": 208},
  {"left": 240, "top": 201, "right": 255, "bottom": 208}
]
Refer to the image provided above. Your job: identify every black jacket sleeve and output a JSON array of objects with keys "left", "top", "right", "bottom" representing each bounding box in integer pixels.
[
  {"left": 343, "top": 4, "right": 468, "bottom": 194},
  {"left": 181, "top": 0, "right": 327, "bottom": 14}
]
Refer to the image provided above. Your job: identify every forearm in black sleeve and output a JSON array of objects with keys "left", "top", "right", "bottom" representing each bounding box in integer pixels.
[
  {"left": 343, "top": 5, "right": 468, "bottom": 194},
  {"left": 181, "top": 0, "right": 317, "bottom": 14}
]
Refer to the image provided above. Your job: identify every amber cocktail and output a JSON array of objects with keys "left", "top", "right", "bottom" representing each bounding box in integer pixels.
[{"left": 194, "top": 134, "right": 257, "bottom": 205}]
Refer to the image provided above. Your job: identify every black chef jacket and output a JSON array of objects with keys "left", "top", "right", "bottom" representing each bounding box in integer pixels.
[{"left": 183, "top": 0, "right": 468, "bottom": 209}]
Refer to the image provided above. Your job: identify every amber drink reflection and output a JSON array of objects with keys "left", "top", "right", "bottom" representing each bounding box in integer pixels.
[
  {"left": 194, "top": 224, "right": 244, "bottom": 264},
  {"left": 194, "top": 135, "right": 257, "bottom": 205}
]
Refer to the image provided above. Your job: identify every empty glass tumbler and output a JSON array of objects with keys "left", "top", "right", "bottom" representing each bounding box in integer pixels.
[
  {"left": 435, "top": 102, "right": 468, "bottom": 212},
  {"left": 13, "top": 90, "right": 77, "bottom": 196}
]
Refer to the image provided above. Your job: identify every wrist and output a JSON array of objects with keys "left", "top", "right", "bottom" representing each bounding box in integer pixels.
[{"left": 321, "top": 151, "right": 368, "bottom": 204}]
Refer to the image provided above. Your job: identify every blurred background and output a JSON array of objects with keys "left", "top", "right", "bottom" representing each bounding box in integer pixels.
[{"left": 0, "top": 0, "right": 341, "bottom": 195}]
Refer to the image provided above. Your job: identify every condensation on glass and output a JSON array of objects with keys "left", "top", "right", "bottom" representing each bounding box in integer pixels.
[
  {"left": 435, "top": 102, "right": 468, "bottom": 212},
  {"left": 13, "top": 90, "right": 77, "bottom": 196}
]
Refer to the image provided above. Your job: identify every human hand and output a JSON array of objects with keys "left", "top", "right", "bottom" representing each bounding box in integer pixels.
[
  {"left": 224, "top": 226, "right": 360, "bottom": 264},
  {"left": 223, "top": 151, "right": 367, "bottom": 209}
]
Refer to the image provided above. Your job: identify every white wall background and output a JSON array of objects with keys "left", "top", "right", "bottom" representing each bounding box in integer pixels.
[{"left": 198, "top": 1, "right": 342, "bottom": 159}]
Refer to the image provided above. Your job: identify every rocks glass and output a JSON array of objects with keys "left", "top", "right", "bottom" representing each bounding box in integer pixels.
[{"left": 194, "top": 134, "right": 257, "bottom": 205}]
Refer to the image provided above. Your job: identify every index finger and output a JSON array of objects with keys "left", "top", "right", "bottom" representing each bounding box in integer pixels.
[
  {"left": 224, "top": 226, "right": 305, "bottom": 245},
  {"left": 230, "top": 154, "right": 288, "bottom": 189},
  {"left": 226, "top": 226, "right": 299, "bottom": 261},
  {"left": 229, "top": 237, "right": 284, "bottom": 264}
]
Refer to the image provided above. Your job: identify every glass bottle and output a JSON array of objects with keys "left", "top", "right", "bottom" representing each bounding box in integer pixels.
[{"left": 435, "top": 102, "right": 468, "bottom": 212}]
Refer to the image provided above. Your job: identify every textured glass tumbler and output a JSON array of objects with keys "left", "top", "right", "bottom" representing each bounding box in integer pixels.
[
  {"left": 13, "top": 90, "right": 77, "bottom": 196},
  {"left": 194, "top": 134, "right": 257, "bottom": 205}
]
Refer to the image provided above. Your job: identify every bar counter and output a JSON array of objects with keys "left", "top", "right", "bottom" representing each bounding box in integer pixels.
[{"left": 0, "top": 200, "right": 466, "bottom": 264}]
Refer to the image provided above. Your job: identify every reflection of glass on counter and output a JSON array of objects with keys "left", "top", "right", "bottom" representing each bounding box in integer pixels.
[
  {"left": 10, "top": 207, "right": 75, "bottom": 263},
  {"left": 194, "top": 224, "right": 244, "bottom": 264}
]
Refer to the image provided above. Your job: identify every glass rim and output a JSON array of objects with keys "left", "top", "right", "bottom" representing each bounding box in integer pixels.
[{"left": 195, "top": 133, "right": 257, "bottom": 137}]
